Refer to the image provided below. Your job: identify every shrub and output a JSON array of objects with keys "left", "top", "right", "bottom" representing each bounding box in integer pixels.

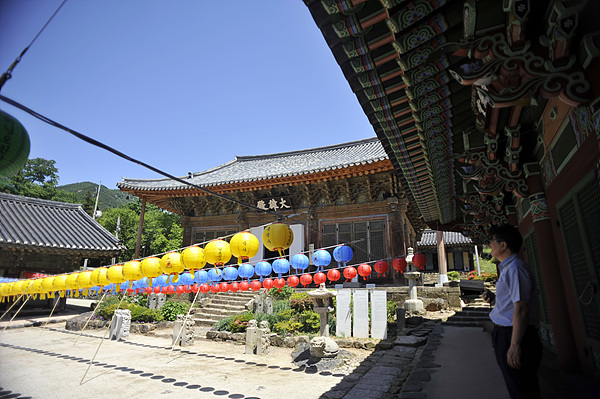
[
  {"left": 213, "top": 315, "right": 235, "bottom": 331},
  {"left": 273, "top": 319, "right": 303, "bottom": 335},
  {"left": 387, "top": 301, "right": 397, "bottom": 323},
  {"left": 229, "top": 313, "right": 255, "bottom": 333},
  {"left": 299, "top": 310, "right": 320, "bottom": 333},
  {"left": 273, "top": 300, "right": 291, "bottom": 314},
  {"left": 98, "top": 302, "right": 163, "bottom": 323},
  {"left": 161, "top": 301, "right": 190, "bottom": 321},
  {"left": 468, "top": 270, "right": 498, "bottom": 282},
  {"left": 447, "top": 271, "right": 460, "bottom": 281},
  {"left": 269, "top": 286, "right": 295, "bottom": 300},
  {"left": 289, "top": 293, "right": 313, "bottom": 313}
]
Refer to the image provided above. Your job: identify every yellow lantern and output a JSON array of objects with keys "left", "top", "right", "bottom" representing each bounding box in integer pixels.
[
  {"left": 107, "top": 264, "right": 126, "bottom": 293},
  {"left": 90, "top": 267, "right": 110, "bottom": 288},
  {"left": 53, "top": 275, "right": 68, "bottom": 297},
  {"left": 1, "top": 282, "right": 13, "bottom": 302},
  {"left": 41, "top": 276, "right": 56, "bottom": 298},
  {"left": 204, "top": 239, "right": 232, "bottom": 268},
  {"left": 11, "top": 280, "right": 25, "bottom": 296},
  {"left": 65, "top": 273, "right": 80, "bottom": 298},
  {"left": 181, "top": 246, "right": 206, "bottom": 277},
  {"left": 230, "top": 232, "right": 259, "bottom": 265},
  {"left": 123, "top": 260, "right": 143, "bottom": 289},
  {"left": 140, "top": 257, "right": 162, "bottom": 287},
  {"left": 29, "top": 278, "right": 45, "bottom": 299},
  {"left": 160, "top": 252, "right": 184, "bottom": 283},
  {"left": 77, "top": 271, "right": 94, "bottom": 296},
  {"left": 262, "top": 223, "right": 294, "bottom": 257}
]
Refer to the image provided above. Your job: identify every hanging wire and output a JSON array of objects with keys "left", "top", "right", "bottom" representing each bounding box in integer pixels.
[{"left": 0, "top": 0, "right": 68, "bottom": 91}]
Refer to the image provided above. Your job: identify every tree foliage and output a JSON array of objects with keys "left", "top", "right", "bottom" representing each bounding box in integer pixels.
[{"left": 0, "top": 158, "right": 78, "bottom": 202}]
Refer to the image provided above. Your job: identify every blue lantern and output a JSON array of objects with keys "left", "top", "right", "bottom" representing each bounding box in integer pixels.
[
  {"left": 156, "top": 274, "right": 169, "bottom": 287},
  {"left": 238, "top": 263, "right": 254, "bottom": 281},
  {"left": 207, "top": 268, "right": 223, "bottom": 283},
  {"left": 223, "top": 266, "right": 239, "bottom": 281},
  {"left": 196, "top": 270, "right": 208, "bottom": 285},
  {"left": 291, "top": 253, "right": 309, "bottom": 275},
  {"left": 333, "top": 245, "right": 353, "bottom": 267},
  {"left": 255, "top": 261, "right": 272, "bottom": 282},
  {"left": 178, "top": 272, "right": 192, "bottom": 287},
  {"left": 272, "top": 258, "right": 290, "bottom": 278},
  {"left": 312, "top": 249, "right": 332, "bottom": 272}
]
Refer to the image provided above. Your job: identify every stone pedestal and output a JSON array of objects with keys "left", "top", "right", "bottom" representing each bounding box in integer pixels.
[
  {"left": 307, "top": 283, "right": 339, "bottom": 358},
  {"left": 403, "top": 252, "right": 424, "bottom": 312},
  {"left": 172, "top": 309, "right": 195, "bottom": 347},
  {"left": 245, "top": 319, "right": 270, "bottom": 355},
  {"left": 109, "top": 309, "right": 131, "bottom": 340}
]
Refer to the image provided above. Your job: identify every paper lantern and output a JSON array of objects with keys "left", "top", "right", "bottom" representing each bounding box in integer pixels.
[
  {"left": 208, "top": 268, "right": 223, "bottom": 283},
  {"left": 196, "top": 270, "right": 209, "bottom": 285},
  {"left": 327, "top": 269, "right": 341, "bottom": 283},
  {"left": 262, "top": 278, "right": 274, "bottom": 290},
  {"left": 230, "top": 231, "right": 259, "bottom": 265},
  {"left": 314, "top": 272, "right": 326, "bottom": 285},
  {"left": 333, "top": 245, "right": 353, "bottom": 266},
  {"left": 255, "top": 261, "right": 272, "bottom": 281},
  {"left": 65, "top": 273, "right": 80, "bottom": 298},
  {"left": 300, "top": 273, "right": 312, "bottom": 287},
  {"left": 90, "top": 267, "right": 110, "bottom": 288},
  {"left": 412, "top": 253, "right": 426, "bottom": 270},
  {"left": 53, "top": 275, "right": 68, "bottom": 297},
  {"left": 31, "top": 278, "right": 46, "bottom": 299},
  {"left": 262, "top": 223, "right": 293, "bottom": 256},
  {"left": 141, "top": 257, "right": 162, "bottom": 286},
  {"left": 200, "top": 284, "right": 210, "bottom": 294},
  {"left": 223, "top": 266, "right": 239, "bottom": 281},
  {"left": 374, "top": 261, "right": 389, "bottom": 277},
  {"left": 204, "top": 239, "right": 232, "bottom": 266},
  {"left": 123, "top": 260, "right": 143, "bottom": 289},
  {"left": 273, "top": 277, "right": 286, "bottom": 290},
  {"left": 357, "top": 263, "right": 372, "bottom": 280},
  {"left": 238, "top": 263, "right": 255, "bottom": 281},
  {"left": 343, "top": 266, "right": 357, "bottom": 281},
  {"left": 239, "top": 281, "right": 250, "bottom": 291},
  {"left": 287, "top": 275, "right": 299, "bottom": 288},
  {"left": 272, "top": 258, "right": 290, "bottom": 278},
  {"left": 312, "top": 250, "right": 331, "bottom": 272},
  {"left": 107, "top": 265, "right": 126, "bottom": 292},
  {"left": 291, "top": 253, "right": 309, "bottom": 275},
  {"left": 182, "top": 246, "right": 206, "bottom": 275},
  {"left": 230, "top": 282, "right": 240, "bottom": 292},
  {"left": 393, "top": 257, "right": 407, "bottom": 273},
  {"left": 250, "top": 280, "right": 262, "bottom": 292},
  {"left": 211, "top": 284, "right": 221, "bottom": 294},
  {"left": 10, "top": 280, "right": 25, "bottom": 296},
  {"left": 0, "top": 109, "right": 30, "bottom": 177},
  {"left": 219, "top": 282, "right": 230, "bottom": 292},
  {"left": 160, "top": 252, "right": 185, "bottom": 282},
  {"left": 77, "top": 271, "right": 94, "bottom": 296}
]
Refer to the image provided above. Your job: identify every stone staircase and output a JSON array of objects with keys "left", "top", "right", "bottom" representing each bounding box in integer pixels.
[
  {"left": 194, "top": 291, "right": 256, "bottom": 327},
  {"left": 444, "top": 299, "right": 493, "bottom": 327}
]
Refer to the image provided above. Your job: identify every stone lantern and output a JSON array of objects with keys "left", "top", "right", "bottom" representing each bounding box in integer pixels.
[
  {"left": 403, "top": 247, "right": 424, "bottom": 311},
  {"left": 306, "top": 283, "right": 339, "bottom": 358}
]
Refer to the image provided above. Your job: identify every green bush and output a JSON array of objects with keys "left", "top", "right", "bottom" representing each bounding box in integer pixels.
[
  {"left": 269, "top": 286, "right": 295, "bottom": 300},
  {"left": 161, "top": 301, "right": 190, "bottom": 321},
  {"left": 387, "top": 301, "right": 397, "bottom": 323},
  {"left": 273, "top": 300, "right": 291, "bottom": 314},
  {"left": 98, "top": 302, "right": 163, "bottom": 323},
  {"left": 273, "top": 319, "right": 303, "bottom": 335},
  {"left": 448, "top": 271, "right": 460, "bottom": 281},
  {"left": 289, "top": 293, "right": 313, "bottom": 313},
  {"left": 229, "top": 313, "right": 255, "bottom": 333},
  {"left": 299, "top": 310, "right": 320, "bottom": 333},
  {"left": 213, "top": 315, "right": 235, "bottom": 331}
]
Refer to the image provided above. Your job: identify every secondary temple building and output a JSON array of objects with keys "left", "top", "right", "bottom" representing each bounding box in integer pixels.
[{"left": 118, "top": 137, "right": 425, "bottom": 285}]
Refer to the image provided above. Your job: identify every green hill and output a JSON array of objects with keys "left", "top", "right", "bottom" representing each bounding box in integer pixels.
[{"left": 58, "top": 182, "right": 133, "bottom": 210}]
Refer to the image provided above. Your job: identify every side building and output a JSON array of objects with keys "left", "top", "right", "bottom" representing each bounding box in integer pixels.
[{"left": 118, "top": 137, "right": 425, "bottom": 284}]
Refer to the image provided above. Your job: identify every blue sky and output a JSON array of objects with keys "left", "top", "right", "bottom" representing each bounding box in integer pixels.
[{"left": 0, "top": 0, "right": 374, "bottom": 187}]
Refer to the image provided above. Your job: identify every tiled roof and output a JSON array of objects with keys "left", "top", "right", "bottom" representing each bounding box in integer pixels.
[
  {"left": 418, "top": 229, "right": 473, "bottom": 247},
  {"left": 117, "top": 137, "right": 388, "bottom": 191},
  {"left": 0, "top": 193, "right": 125, "bottom": 254}
]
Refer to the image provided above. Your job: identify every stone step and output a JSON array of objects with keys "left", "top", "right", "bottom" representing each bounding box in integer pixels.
[
  {"left": 443, "top": 320, "right": 484, "bottom": 327},
  {"left": 198, "top": 307, "right": 245, "bottom": 318},
  {"left": 208, "top": 298, "right": 252, "bottom": 307}
]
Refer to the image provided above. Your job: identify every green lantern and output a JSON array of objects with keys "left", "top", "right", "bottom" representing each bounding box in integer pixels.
[{"left": 0, "top": 109, "right": 30, "bottom": 177}]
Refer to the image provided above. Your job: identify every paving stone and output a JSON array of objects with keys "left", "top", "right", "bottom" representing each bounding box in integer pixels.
[
  {"left": 389, "top": 346, "right": 417, "bottom": 357},
  {"left": 398, "top": 392, "right": 426, "bottom": 398},
  {"left": 343, "top": 387, "right": 386, "bottom": 399},
  {"left": 367, "top": 365, "right": 400, "bottom": 376},
  {"left": 321, "top": 391, "right": 346, "bottom": 399},
  {"left": 401, "top": 380, "right": 424, "bottom": 392},
  {"left": 410, "top": 369, "right": 432, "bottom": 381},
  {"left": 394, "top": 335, "right": 427, "bottom": 347}
]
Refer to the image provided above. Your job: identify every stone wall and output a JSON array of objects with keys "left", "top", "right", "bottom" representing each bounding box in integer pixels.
[{"left": 384, "top": 286, "right": 461, "bottom": 310}]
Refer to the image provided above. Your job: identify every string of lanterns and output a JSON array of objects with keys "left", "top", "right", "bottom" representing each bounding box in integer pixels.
[{"left": 0, "top": 223, "right": 428, "bottom": 303}]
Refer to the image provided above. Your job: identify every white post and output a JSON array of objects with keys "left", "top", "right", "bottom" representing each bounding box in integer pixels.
[{"left": 474, "top": 245, "right": 481, "bottom": 276}]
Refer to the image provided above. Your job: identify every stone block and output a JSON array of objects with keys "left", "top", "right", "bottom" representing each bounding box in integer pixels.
[{"left": 393, "top": 335, "right": 427, "bottom": 347}]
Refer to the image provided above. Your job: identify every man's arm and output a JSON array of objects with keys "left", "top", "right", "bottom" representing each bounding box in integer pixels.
[{"left": 507, "top": 300, "right": 529, "bottom": 369}]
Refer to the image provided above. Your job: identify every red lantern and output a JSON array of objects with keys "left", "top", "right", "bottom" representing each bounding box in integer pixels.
[
  {"left": 287, "top": 275, "right": 299, "bottom": 288},
  {"left": 167, "top": 286, "right": 176, "bottom": 294},
  {"left": 273, "top": 278, "right": 286, "bottom": 290},
  {"left": 262, "top": 278, "right": 274, "bottom": 290},
  {"left": 250, "top": 280, "right": 262, "bottom": 292},
  {"left": 219, "top": 282, "right": 230, "bottom": 292},
  {"left": 357, "top": 263, "right": 372, "bottom": 280},
  {"left": 314, "top": 272, "right": 326, "bottom": 285},
  {"left": 327, "top": 269, "right": 341, "bottom": 283},
  {"left": 191, "top": 284, "right": 200, "bottom": 293},
  {"left": 176, "top": 286, "right": 185, "bottom": 294},
  {"left": 374, "top": 261, "right": 389, "bottom": 277},
  {"left": 393, "top": 257, "right": 407, "bottom": 273},
  {"left": 210, "top": 284, "right": 220, "bottom": 293},
  {"left": 154, "top": 286, "right": 161, "bottom": 293},
  {"left": 230, "top": 282, "right": 239, "bottom": 292},
  {"left": 183, "top": 285, "right": 191, "bottom": 293},
  {"left": 300, "top": 273, "right": 312, "bottom": 287},
  {"left": 239, "top": 281, "right": 250, "bottom": 291},
  {"left": 200, "top": 284, "right": 210, "bottom": 293},
  {"left": 144, "top": 287, "right": 152, "bottom": 294},
  {"left": 343, "top": 266, "right": 357, "bottom": 281},
  {"left": 412, "top": 253, "right": 426, "bottom": 270}
]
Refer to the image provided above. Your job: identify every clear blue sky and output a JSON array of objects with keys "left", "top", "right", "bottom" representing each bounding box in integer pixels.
[{"left": 0, "top": 0, "right": 374, "bottom": 188}]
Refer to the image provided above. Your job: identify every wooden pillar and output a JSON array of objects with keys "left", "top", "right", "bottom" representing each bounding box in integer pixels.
[
  {"left": 134, "top": 198, "right": 147, "bottom": 259},
  {"left": 436, "top": 230, "right": 448, "bottom": 285},
  {"left": 526, "top": 169, "right": 579, "bottom": 372}
]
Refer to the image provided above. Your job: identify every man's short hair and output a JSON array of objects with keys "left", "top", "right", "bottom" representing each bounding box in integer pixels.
[{"left": 488, "top": 224, "right": 523, "bottom": 254}]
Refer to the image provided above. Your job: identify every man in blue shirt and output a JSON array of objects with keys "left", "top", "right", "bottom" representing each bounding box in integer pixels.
[{"left": 483, "top": 224, "right": 543, "bottom": 399}]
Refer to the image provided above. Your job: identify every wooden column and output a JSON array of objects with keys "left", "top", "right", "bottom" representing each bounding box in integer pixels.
[
  {"left": 134, "top": 198, "right": 147, "bottom": 259},
  {"left": 436, "top": 230, "right": 448, "bottom": 282}
]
